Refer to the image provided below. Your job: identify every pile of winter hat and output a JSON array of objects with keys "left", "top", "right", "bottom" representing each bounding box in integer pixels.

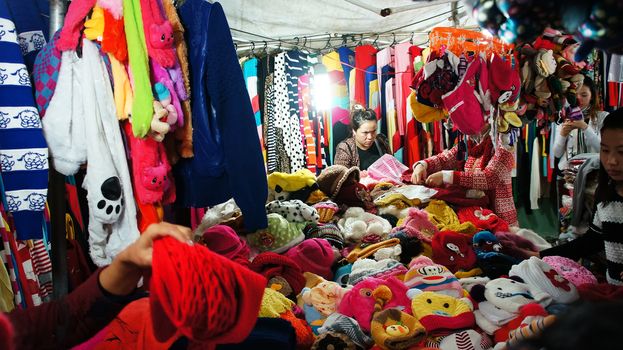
[
  {"left": 464, "top": 0, "right": 623, "bottom": 61},
  {"left": 188, "top": 162, "right": 620, "bottom": 349}
]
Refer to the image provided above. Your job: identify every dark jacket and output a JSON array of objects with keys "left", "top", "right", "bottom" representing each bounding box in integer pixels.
[
  {"left": 334, "top": 134, "right": 391, "bottom": 168},
  {"left": 8, "top": 268, "right": 137, "bottom": 349},
  {"left": 176, "top": 1, "right": 268, "bottom": 231}
]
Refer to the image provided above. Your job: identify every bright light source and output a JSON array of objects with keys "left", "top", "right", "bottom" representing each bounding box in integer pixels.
[{"left": 312, "top": 73, "right": 332, "bottom": 111}]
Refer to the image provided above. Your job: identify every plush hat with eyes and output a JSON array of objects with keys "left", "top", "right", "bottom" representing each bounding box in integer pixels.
[
  {"left": 403, "top": 256, "right": 463, "bottom": 299},
  {"left": 470, "top": 276, "right": 550, "bottom": 314},
  {"left": 410, "top": 291, "right": 475, "bottom": 334},
  {"left": 431, "top": 231, "right": 477, "bottom": 273},
  {"left": 337, "top": 277, "right": 411, "bottom": 333}
]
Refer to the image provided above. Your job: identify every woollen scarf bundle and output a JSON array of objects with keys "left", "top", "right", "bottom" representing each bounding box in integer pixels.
[
  {"left": 150, "top": 237, "right": 267, "bottom": 348},
  {"left": 123, "top": 0, "right": 154, "bottom": 137}
]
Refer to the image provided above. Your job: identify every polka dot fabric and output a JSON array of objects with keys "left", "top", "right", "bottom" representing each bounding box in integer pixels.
[{"left": 150, "top": 237, "right": 267, "bottom": 347}]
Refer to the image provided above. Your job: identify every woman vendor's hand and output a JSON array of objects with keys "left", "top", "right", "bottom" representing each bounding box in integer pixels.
[
  {"left": 425, "top": 172, "right": 444, "bottom": 188},
  {"left": 411, "top": 163, "right": 427, "bottom": 184}
]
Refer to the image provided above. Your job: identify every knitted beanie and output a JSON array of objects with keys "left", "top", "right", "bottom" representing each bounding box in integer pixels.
[
  {"left": 319, "top": 313, "right": 373, "bottom": 349},
  {"left": 303, "top": 223, "right": 345, "bottom": 250},
  {"left": 284, "top": 238, "right": 335, "bottom": 280},
  {"left": 391, "top": 207, "right": 438, "bottom": 244},
  {"left": 199, "top": 225, "right": 250, "bottom": 266},
  {"left": 438, "top": 329, "right": 492, "bottom": 350},
  {"left": 347, "top": 258, "right": 408, "bottom": 285},
  {"left": 542, "top": 256, "right": 597, "bottom": 287},
  {"left": 370, "top": 308, "right": 426, "bottom": 350},
  {"left": 250, "top": 252, "right": 306, "bottom": 297},
  {"left": 509, "top": 256, "right": 579, "bottom": 305},
  {"left": 403, "top": 256, "right": 463, "bottom": 299},
  {"left": 425, "top": 200, "right": 460, "bottom": 229},
  {"left": 431, "top": 231, "right": 477, "bottom": 273},
  {"left": 317, "top": 165, "right": 360, "bottom": 199},
  {"left": 457, "top": 206, "right": 510, "bottom": 233},
  {"left": 266, "top": 200, "right": 320, "bottom": 223},
  {"left": 246, "top": 213, "right": 306, "bottom": 254},
  {"left": 411, "top": 292, "right": 475, "bottom": 333},
  {"left": 150, "top": 237, "right": 267, "bottom": 347}
]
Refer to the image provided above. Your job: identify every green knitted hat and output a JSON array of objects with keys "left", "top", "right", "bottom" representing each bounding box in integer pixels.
[{"left": 247, "top": 213, "right": 305, "bottom": 254}]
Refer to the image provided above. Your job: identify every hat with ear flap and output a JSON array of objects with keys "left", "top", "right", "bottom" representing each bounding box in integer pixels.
[{"left": 489, "top": 54, "right": 521, "bottom": 105}]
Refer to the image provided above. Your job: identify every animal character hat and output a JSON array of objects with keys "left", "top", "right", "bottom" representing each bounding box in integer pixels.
[
  {"left": 338, "top": 277, "right": 411, "bottom": 333},
  {"left": 411, "top": 291, "right": 475, "bottom": 334},
  {"left": 403, "top": 256, "right": 463, "bottom": 299},
  {"left": 431, "top": 231, "right": 477, "bottom": 273}
]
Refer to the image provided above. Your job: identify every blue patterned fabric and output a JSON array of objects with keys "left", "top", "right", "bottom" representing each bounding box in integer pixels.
[{"left": 0, "top": 0, "right": 48, "bottom": 240}]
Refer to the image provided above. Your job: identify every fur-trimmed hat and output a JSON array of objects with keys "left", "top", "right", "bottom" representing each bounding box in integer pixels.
[{"left": 317, "top": 165, "right": 360, "bottom": 199}]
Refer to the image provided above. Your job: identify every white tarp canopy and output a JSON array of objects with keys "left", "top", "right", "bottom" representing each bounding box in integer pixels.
[{"left": 219, "top": 0, "right": 477, "bottom": 53}]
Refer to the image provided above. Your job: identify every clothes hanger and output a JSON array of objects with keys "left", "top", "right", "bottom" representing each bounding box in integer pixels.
[{"left": 391, "top": 32, "right": 397, "bottom": 47}]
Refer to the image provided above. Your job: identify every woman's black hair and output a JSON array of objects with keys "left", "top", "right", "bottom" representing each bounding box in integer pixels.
[
  {"left": 513, "top": 301, "right": 623, "bottom": 350},
  {"left": 580, "top": 76, "right": 598, "bottom": 122},
  {"left": 350, "top": 104, "right": 377, "bottom": 132},
  {"left": 595, "top": 108, "right": 623, "bottom": 204}
]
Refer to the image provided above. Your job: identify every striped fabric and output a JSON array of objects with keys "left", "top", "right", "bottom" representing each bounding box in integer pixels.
[
  {"left": 29, "top": 239, "right": 52, "bottom": 301},
  {"left": 0, "top": 2, "right": 48, "bottom": 240},
  {"left": 592, "top": 199, "right": 623, "bottom": 285}
]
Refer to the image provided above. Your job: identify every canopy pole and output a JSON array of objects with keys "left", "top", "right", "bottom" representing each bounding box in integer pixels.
[
  {"left": 451, "top": 1, "right": 459, "bottom": 27},
  {"left": 49, "top": 0, "right": 68, "bottom": 300}
]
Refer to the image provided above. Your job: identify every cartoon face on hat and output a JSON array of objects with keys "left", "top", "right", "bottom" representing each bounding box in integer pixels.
[{"left": 483, "top": 278, "right": 536, "bottom": 313}]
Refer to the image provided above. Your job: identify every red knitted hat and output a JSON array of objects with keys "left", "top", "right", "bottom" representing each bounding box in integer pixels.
[
  {"left": 284, "top": 238, "right": 335, "bottom": 280},
  {"left": 0, "top": 313, "right": 14, "bottom": 350},
  {"left": 432, "top": 231, "right": 477, "bottom": 273},
  {"left": 200, "top": 225, "right": 250, "bottom": 267},
  {"left": 457, "top": 206, "right": 510, "bottom": 233},
  {"left": 250, "top": 252, "right": 306, "bottom": 296},
  {"left": 150, "top": 237, "right": 267, "bottom": 347}
]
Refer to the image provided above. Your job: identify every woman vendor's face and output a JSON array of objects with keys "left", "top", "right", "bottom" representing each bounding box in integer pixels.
[
  {"left": 576, "top": 85, "right": 592, "bottom": 109},
  {"left": 601, "top": 129, "right": 623, "bottom": 182},
  {"left": 354, "top": 121, "right": 377, "bottom": 149}
]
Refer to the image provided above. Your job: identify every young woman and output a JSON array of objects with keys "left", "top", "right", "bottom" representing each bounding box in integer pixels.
[
  {"left": 333, "top": 105, "right": 391, "bottom": 170},
  {"left": 553, "top": 76, "right": 609, "bottom": 170},
  {"left": 410, "top": 123, "right": 518, "bottom": 227},
  {"left": 540, "top": 109, "right": 623, "bottom": 285}
]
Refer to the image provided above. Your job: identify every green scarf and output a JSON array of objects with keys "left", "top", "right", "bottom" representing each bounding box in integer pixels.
[{"left": 124, "top": 0, "right": 153, "bottom": 137}]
